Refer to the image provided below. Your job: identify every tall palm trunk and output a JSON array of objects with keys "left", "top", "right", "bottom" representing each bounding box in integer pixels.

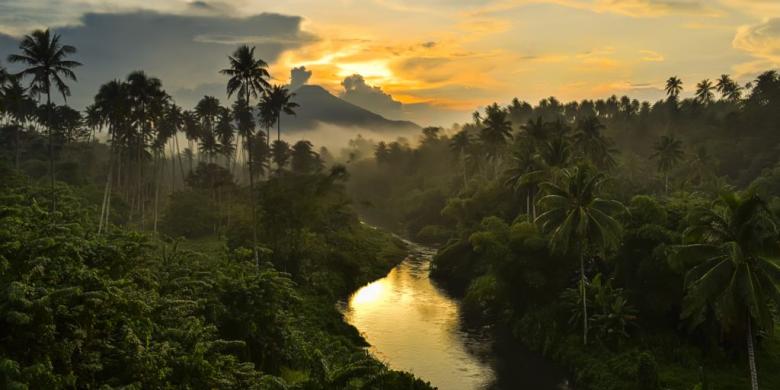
[
  {"left": 153, "top": 150, "right": 160, "bottom": 234},
  {"left": 46, "top": 90, "right": 55, "bottom": 213},
  {"left": 246, "top": 89, "right": 259, "bottom": 266},
  {"left": 175, "top": 134, "right": 186, "bottom": 184},
  {"left": 747, "top": 313, "right": 759, "bottom": 390},
  {"left": 14, "top": 121, "right": 21, "bottom": 170},
  {"left": 277, "top": 116, "right": 281, "bottom": 141},
  {"left": 580, "top": 252, "right": 588, "bottom": 345},
  {"left": 98, "top": 130, "right": 115, "bottom": 234},
  {"left": 526, "top": 191, "right": 531, "bottom": 222},
  {"left": 169, "top": 141, "right": 176, "bottom": 193}
]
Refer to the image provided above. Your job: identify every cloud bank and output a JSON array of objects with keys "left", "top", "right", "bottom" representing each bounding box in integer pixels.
[{"left": 0, "top": 9, "right": 317, "bottom": 108}]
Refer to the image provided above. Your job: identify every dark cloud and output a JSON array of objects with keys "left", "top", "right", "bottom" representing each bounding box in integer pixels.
[
  {"left": 0, "top": 10, "right": 317, "bottom": 108},
  {"left": 339, "top": 74, "right": 403, "bottom": 119},
  {"left": 289, "top": 66, "right": 312, "bottom": 90}
]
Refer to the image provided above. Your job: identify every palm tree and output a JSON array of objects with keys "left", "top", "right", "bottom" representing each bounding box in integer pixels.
[
  {"left": 194, "top": 96, "right": 222, "bottom": 163},
  {"left": 674, "top": 193, "right": 780, "bottom": 390},
  {"left": 216, "top": 106, "right": 235, "bottom": 168},
  {"left": 221, "top": 45, "right": 270, "bottom": 266},
  {"left": 665, "top": 76, "right": 683, "bottom": 99},
  {"left": 2, "top": 77, "right": 34, "bottom": 169},
  {"left": 290, "top": 140, "right": 321, "bottom": 174},
  {"left": 480, "top": 103, "right": 512, "bottom": 177},
  {"left": 520, "top": 116, "right": 548, "bottom": 148},
  {"left": 506, "top": 137, "right": 571, "bottom": 221},
  {"left": 162, "top": 103, "right": 187, "bottom": 187},
  {"left": 93, "top": 79, "right": 131, "bottom": 234},
  {"left": 650, "top": 134, "right": 684, "bottom": 194},
  {"left": 264, "top": 84, "right": 299, "bottom": 142},
  {"left": 716, "top": 74, "right": 731, "bottom": 94},
  {"left": 83, "top": 103, "right": 102, "bottom": 142},
  {"left": 8, "top": 29, "right": 81, "bottom": 212},
  {"left": 182, "top": 110, "right": 200, "bottom": 172},
  {"left": 126, "top": 71, "right": 166, "bottom": 229},
  {"left": 536, "top": 166, "right": 625, "bottom": 345},
  {"left": 450, "top": 130, "right": 471, "bottom": 191},
  {"left": 573, "top": 116, "right": 615, "bottom": 169},
  {"left": 695, "top": 79, "right": 715, "bottom": 105},
  {"left": 271, "top": 140, "right": 290, "bottom": 173}
]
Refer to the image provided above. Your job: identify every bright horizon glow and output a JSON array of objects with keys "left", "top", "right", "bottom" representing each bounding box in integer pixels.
[{"left": 1, "top": 0, "right": 779, "bottom": 125}]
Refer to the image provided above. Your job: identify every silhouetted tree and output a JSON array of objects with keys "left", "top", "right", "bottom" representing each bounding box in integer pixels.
[{"left": 8, "top": 29, "right": 81, "bottom": 211}]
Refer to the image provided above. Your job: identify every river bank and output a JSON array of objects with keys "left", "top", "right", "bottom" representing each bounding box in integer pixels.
[{"left": 342, "top": 239, "right": 569, "bottom": 389}]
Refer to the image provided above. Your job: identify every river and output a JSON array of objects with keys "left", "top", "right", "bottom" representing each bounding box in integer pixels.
[{"left": 341, "top": 242, "right": 569, "bottom": 389}]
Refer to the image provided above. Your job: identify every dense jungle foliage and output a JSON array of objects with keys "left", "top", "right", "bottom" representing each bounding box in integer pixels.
[
  {"left": 0, "top": 30, "right": 434, "bottom": 389},
  {"left": 345, "top": 71, "right": 780, "bottom": 389}
]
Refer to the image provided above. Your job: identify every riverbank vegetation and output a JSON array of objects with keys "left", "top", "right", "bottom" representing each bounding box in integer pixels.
[
  {"left": 0, "top": 30, "right": 432, "bottom": 389},
  {"left": 346, "top": 72, "right": 780, "bottom": 389}
]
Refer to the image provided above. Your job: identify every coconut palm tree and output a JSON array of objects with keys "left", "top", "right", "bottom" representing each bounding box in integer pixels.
[
  {"left": 536, "top": 166, "right": 625, "bottom": 345},
  {"left": 126, "top": 71, "right": 166, "bottom": 229},
  {"left": 7, "top": 29, "right": 81, "bottom": 211},
  {"left": 715, "top": 74, "right": 742, "bottom": 102},
  {"left": 695, "top": 79, "right": 715, "bottom": 105},
  {"left": 195, "top": 96, "right": 222, "bottom": 163},
  {"left": 221, "top": 45, "right": 271, "bottom": 265},
  {"left": 520, "top": 116, "right": 548, "bottom": 148},
  {"left": 271, "top": 140, "right": 291, "bottom": 173},
  {"left": 450, "top": 130, "right": 471, "bottom": 191},
  {"left": 674, "top": 192, "right": 780, "bottom": 390},
  {"left": 257, "top": 94, "right": 275, "bottom": 150},
  {"left": 506, "top": 136, "right": 572, "bottom": 221},
  {"left": 480, "top": 103, "right": 512, "bottom": 177},
  {"left": 264, "top": 84, "right": 299, "bottom": 142},
  {"left": 651, "top": 134, "right": 684, "bottom": 194},
  {"left": 2, "top": 77, "right": 34, "bottom": 169},
  {"left": 93, "top": 79, "right": 131, "bottom": 234},
  {"left": 665, "top": 76, "right": 683, "bottom": 99},
  {"left": 182, "top": 110, "right": 200, "bottom": 172},
  {"left": 216, "top": 106, "right": 235, "bottom": 168},
  {"left": 573, "top": 116, "right": 615, "bottom": 169}
]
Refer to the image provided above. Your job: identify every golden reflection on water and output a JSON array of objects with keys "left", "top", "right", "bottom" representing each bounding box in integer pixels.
[{"left": 343, "top": 256, "right": 494, "bottom": 390}]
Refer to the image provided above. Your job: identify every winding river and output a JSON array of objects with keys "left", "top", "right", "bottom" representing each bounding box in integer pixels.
[{"left": 341, "top": 242, "right": 569, "bottom": 389}]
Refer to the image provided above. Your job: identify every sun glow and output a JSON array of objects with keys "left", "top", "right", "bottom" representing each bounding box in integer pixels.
[
  {"left": 350, "top": 280, "right": 387, "bottom": 306},
  {"left": 336, "top": 61, "right": 393, "bottom": 81}
]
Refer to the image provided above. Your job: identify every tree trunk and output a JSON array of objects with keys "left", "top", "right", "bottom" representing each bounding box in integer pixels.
[
  {"left": 526, "top": 191, "right": 531, "bottom": 222},
  {"left": 277, "top": 116, "right": 281, "bottom": 141},
  {"left": 169, "top": 141, "right": 176, "bottom": 193},
  {"left": 46, "top": 90, "right": 56, "bottom": 213},
  {"left": 747, "top": 313, "right": 759, "bottom": 390},
  {"left": 153, "top": 151, "right": 160, "bottom": 234},
  {"left": 246, "top": 89, "right": 259, "bottom": 267},
  {"left": 175, "top": 134, "right": 186, "bottom": 185},
  {"left": 14, "top": 121, "right": 20, "bottom": 170},
  {"left": 665, "top": 173, "right": 669, "bottom": 195},
  {"left": 98, "top": 131, "right": 115, "bottom": 234},
  {"left": 580, "top": 252, "right": 588, "bottom": 345}
]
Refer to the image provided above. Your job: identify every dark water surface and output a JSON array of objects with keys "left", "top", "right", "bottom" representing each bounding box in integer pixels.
[{"left": 342, "top": 243, "right": 569, "bottom": 389}]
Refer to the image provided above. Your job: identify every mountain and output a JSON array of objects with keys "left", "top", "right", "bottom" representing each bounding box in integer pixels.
[{"left": 281, "top": 85, "right": 420, "bottom": 132}]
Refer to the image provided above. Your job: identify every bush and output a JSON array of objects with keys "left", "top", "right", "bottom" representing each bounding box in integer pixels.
[
  {"left": 462, "top": 274, "right": 501, "bottom": 321},
  {"left": 637, "top": 352, "right": 660, "bottom": 390},
  {"left": 160, "top": 190, "right": 218, "bottom": 238}
]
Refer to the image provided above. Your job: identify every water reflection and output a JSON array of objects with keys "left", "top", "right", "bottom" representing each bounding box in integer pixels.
[{"left": 343, "top": 251, "right": 495, "bottom": 390}]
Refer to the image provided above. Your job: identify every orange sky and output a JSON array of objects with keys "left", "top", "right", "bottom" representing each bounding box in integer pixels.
[{"left": 2, "top": 0, "right": 779, "bottom": 124}]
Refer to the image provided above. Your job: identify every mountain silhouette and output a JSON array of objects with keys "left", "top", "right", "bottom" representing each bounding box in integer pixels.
[{"left": 281, "top": 85, "right": 420, "bottom": 132}]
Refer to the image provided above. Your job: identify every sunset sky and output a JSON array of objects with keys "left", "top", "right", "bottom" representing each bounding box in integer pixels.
[{"left": 1, "top": 0, "right": 779, "bottom": 125}]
